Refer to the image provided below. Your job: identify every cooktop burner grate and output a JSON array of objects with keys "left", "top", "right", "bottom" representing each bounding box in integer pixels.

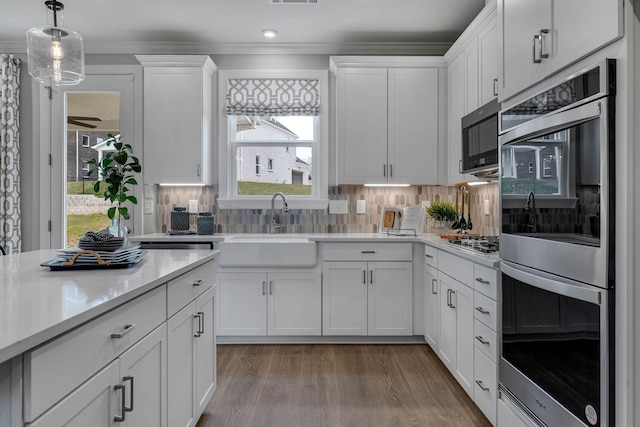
[{"left": 447, "top": 235, "right": 499, "bottom": 253}]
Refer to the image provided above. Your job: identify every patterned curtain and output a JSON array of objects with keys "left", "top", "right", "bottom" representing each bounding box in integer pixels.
[
  {"left": 0, "top": 54, "right": 21, "bottom": 254},
  {"left": 226, "top": 79, "right": 320, "bottom": 116}
]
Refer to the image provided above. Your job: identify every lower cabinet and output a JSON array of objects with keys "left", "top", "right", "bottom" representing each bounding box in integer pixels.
[
  {"left": 168, "top": 287, "right": 216, "bottom": 427},
  {"left": 216, "top": 271, "right": 322, "bottom": 336},
  {"left": 437, "top": 272, "right": 474, "bottom": 396},
  {"left": 424, "top": 263, "right": 439, "bottom": 349},
  {"left": 322, "top": 261, "right": 413, "bottom": 336},
  {"left": 29, "top": 324, "right": 166, "bottom": 427}
]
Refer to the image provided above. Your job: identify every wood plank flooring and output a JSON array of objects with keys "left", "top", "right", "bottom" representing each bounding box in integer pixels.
[{"left": 196, "top": 344, "right": 492, "bottom": 427}]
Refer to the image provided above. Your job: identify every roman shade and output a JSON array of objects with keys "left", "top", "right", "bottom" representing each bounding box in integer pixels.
[{"left": 226, "top": 78, "right": 320, "bottom": 116}]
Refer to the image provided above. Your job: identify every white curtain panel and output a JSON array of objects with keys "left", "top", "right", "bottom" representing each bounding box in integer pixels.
[{"left": 0, "top": 54, "right": 21, "bottom": 254}]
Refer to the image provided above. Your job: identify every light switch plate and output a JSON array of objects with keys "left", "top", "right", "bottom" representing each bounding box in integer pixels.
[
  {"left": 356, "top": 200, "right": 366, "bottom": 215},
  {"left": 188, "top": 199, "right": 198, "bottom": 213},
  {"left": 329, "top": 200, "right": 348, "bottom": 214}
]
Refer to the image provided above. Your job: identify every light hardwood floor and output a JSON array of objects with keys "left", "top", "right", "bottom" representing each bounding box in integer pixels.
[{"left": 196, "top": 344, "right": 492, "bottom": 427}]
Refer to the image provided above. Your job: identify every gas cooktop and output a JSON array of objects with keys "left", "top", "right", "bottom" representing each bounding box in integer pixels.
[{"left": 447, "top": 235, "right": 499, "bottom": 254}]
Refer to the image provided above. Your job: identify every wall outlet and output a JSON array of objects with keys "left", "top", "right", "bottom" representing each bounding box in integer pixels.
[
  {"left": 329, "top": 200, "right": 348, "bottom": 215},
  {"left": 484, "top": 199, "right": 490, "bottom": 216},
  {"left": 188, "top": 199, "right": 198, "bottom": 213},
  {"left": 144, "top": 200, "right": 154, "bottom": 214},
  {"left": 356, "top": 199, "right": 366, "bottom": 215}
]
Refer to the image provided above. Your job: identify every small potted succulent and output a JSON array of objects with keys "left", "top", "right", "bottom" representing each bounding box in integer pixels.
[{"left": 87, "top": 134, "right": 142, "bottom": 238}]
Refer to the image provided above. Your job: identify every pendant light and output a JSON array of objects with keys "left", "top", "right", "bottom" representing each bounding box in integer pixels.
[{"left": 26, "top": 0, "right": 84, "bottom": 86}]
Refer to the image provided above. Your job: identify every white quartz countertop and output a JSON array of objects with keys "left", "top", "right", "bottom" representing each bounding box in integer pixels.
[
  {"left": 0, "top": 249, "right": 219, "bottom": 364},
  {"left": 130, "top": 232, "right": 499, "bottom": 267}
]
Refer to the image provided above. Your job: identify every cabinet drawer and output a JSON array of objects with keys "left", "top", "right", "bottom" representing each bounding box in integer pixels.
[
  {"left": 474, "top": 264, "right": 498, "bottom": 300},
  {"left": 474, "top": 348, "right": 497, "bottom": 425},
  {"left": 168, "top": 261, "right": 215, "bottom": 318},
  {"left": 474, "top": 319, "right": 498, "bottom": 363},
  {"left": 438, "top": 250, "right": 473, "bottom": 285},
  {"left": 424, "top": 244, "right": 438, "bottom": 268},
  {"left": 474, "top": 291, "right": 498, "bottom": 330},
  {"left": 23, "top": 285, "right": 166, "bottom": 422},
  {"left": 322, "top": 243, "right": 412, "bottom": 262}
]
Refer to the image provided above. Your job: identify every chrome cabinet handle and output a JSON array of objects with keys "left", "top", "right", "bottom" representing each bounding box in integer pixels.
[
  {"left": 262, "top": 281, "right": 266, "bottom": 295},
  {"left": 192, "top": 279, "right": 204, "bottom": 286},
  {"left": 383, "top": 164, "right": 386, "bottom": 177},
  {"left": 369, "top": 270, "right": 373, "bottom": 284},
  {"left": 114, "top": 384, "right": 126, "bottom": 422},
  {"left": 425, "top": 254, "right": 434, "bottom": 259},
  {"left": 363, "top": 270, "right": 367, "bottom": 284},
  {"left": 475, "top": 335, "right": 489, "bottom": 345},
  {"left": 446, "top": 289, "right": 451, "bottom": 307},
  {"left": 123, "top": 376, "right": 134, "bottom": 413},
  {"left": 431, "top": 279, "right": 437, "bottom": 295},
  {"left": 389, "top": 164, "right": 393, "bottom": 177},
  {"left": 475, "top": 306, "right": 490, "bottom": 315},
  {"left": 476, "top": 380, "right": 490, "bottom": 391},
  {"left": 533, "top": 34, "right": 541, "bottom": 63},
  {"left": 475, "top": 277, "right": 490, "bottom": 285},
  {"left": 269, "top": 281, "right": 274, "bottom": 295},
  {"left": 111, "top": 324, "right": 135, "bottom": 339},
  {"left": 361, "top": 251, "right": 375, "bottom": 254},
  {"left": 493, "top": 78, "right": 498, "bottom": 96},
  {"left": 449, "top": 290, "right": 456, "bottom": 308}
]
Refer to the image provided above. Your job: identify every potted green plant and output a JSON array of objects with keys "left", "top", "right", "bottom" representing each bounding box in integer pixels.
[
  {"left": 426, "top": 201, "right": 458, "bottom": 232},
  {"left": 87, "top": 134, "right": 142, "bottom": 237}
]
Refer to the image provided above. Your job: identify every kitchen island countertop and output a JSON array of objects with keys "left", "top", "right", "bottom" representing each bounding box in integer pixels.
[{"left": 0, "top": 248, "right": 219, "bottom": 364}]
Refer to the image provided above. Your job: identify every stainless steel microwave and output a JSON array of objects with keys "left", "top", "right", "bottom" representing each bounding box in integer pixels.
[{"left": 461, "top": 98, "right": 500, "bottom": 174}]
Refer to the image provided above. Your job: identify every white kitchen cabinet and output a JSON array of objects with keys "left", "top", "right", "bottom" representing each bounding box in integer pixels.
[
  {"left": 444, "top": 3, "right": 497, "bottom": 185},
  {"left": 323, "top": 261, "right": 413, "bottom": 336},
  {"left": 168, "top": 286, "right": 216, "bottom": 427},
  {"left": 332, "top": 57, "right": 444, "bottom": 185},
  {"left": 136, "top": 55, "right": 217, "bottom": 185},
  {"left": 438, "top": 272, "right": 474, "bottom": 396},
  {"left": 498, "top": 0, "right": 622, "bottom": 101},
  {"left": 216, "top": 271, "right": 322, "bottom": 336},
  {"left": 30, "top": 325, "right": 166, "bottom": 427},
  {"left": 424, "top": 263, "right": 439, "bottom": 349}
]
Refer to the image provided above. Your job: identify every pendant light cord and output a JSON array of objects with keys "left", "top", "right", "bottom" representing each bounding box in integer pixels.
[{"left": 45, "top": 0, "right": 64, "bottom": 27}]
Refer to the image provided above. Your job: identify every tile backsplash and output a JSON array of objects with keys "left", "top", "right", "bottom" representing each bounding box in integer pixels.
[{"left": 156, "top": 184, "right": 499, "bottom": 236}]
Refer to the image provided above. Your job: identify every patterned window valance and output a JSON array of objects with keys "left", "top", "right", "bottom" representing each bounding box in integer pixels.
[{"left": 226, "top": 79, "right": 320, "bottom": 116}]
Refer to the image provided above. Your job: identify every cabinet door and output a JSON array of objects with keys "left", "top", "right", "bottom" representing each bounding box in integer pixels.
[
  {"left": 424, "top": 264, "right": 439, "bottom": 349},
  {"left": 268, "top": 272, "right": 322, "bottom": 336},
  {"left": 438, "top": 275, "right": 456, "bottom": 372},
  {"left": 120, "top": 324, "right": 167, "bottom": 427},
  {"left": 387, "top": 68, "right": 439, "bottom": 184},
  {"left": 29, "top": 360, "right": 120, "bottom": 427},
  {"left": 453, "top": 279, "right": 474, "bottom": 396},
  {"left": 195, "top": 287, "right": 216, "bottom": 419},
  {"left": 552, "top": 0, "right": 622, "bottom": 70},
  {"left": 446, "top": 54, "right": 467, "bottom": 185},
  {"left": 368, "top": 261, "right": 413, "bottom": 336},
  {"left": 168, "top": 300, "right": 197, "bottom": 427},
  {"left": 337, "top": 68, "right": 388, "bottom": 184},
  {"left": 217, "top": 272, "right": 267, "bottom": 336},
  {"left": 143, "top": 66, "right": 209, "bottom": 184},
  {"left": 322, "top": 262, "right": 368, "bottom": 335},
  {"left": 478, "top": 15, "right": 499, "bottom": 105},
  {"left": 464, "top": 41, "right": 479, "bottom": 114},
  {"left": 500, "top": 0, "right": 552, "bottom": 100}
]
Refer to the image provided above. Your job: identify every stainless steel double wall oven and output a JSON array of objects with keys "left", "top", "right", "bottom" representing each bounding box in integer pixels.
[{"left": 498, "top": 59, "right": 616, "bottom": 427}]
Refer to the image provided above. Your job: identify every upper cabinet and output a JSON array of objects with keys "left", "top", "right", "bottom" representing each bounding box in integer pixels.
[
  {"left": 136, "top": 55, "right": 217, "bottom": 185},
  {"left": 331, "top": 57, "right": 446, "bottom": 185},
  {"left": 444, "top": 1, "right": 498, "bottom": 185},
  {"left": 498, "top": 0, "right": 622, "bottom": 101}
]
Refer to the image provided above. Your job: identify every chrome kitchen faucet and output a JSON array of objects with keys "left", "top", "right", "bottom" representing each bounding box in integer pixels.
[{"left": 270, "top": 192, "right": 289, "bottom": 233}]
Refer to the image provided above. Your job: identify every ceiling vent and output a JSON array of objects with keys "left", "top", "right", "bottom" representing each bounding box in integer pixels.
[{"left": 270, "top": 0, "right": 319, "bottom": 4}]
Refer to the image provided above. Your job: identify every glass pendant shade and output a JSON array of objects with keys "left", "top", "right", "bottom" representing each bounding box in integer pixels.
[{"left": 26, "top": 1, "right": 84, "bottom": 86}]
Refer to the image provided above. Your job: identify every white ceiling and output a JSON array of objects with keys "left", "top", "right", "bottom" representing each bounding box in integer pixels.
[{"left": 1, "top": 0, "right": 486, "bottom": 55}]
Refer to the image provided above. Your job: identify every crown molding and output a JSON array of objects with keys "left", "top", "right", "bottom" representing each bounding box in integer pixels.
[{"left": 0, "top": 40, "right": 452, "bottom": 56}]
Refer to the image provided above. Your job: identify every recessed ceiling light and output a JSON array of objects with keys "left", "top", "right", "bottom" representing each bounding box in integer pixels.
[{"left": 262, "top": 29, "right": 278, "bottom": 38}]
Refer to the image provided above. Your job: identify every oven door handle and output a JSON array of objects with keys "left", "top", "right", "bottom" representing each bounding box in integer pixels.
[{"left": 500, "top": 261, "right": 603, "bottom": 305}]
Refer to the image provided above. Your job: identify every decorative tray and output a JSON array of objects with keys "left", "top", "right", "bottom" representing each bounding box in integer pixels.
[{"left": 41, "top": 249, "right": 143, "bottom": 271}]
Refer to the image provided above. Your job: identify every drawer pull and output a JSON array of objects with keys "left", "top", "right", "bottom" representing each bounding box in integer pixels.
[
  {"left": 475, "top": 380, "right": 490, "bottom": 392},
  {"left": 194, "top": 312, "right": 204, "bottom": 337},
  {"left": 114, "top": 384, "right": 126, "bottom": 422},
  {"left": 361, "top": 251, "right": 376, "bottom": 254},
  {"left": 123, "top": 376, "right": 134, "bottom": 413},
  {"left": 475, "top": 306, "right": 490, "bottom": 315},
  {"left": 425, "top": 254, "right": 434, "bottom": 259},
  {"left": 475, "top": 335, "right": 490, "bottom": 345},
  {"left": 111, "top": 324, "right": 135, "bottom": 339},
  {"left": 192, "top": 279, "right": 204, "bottom": 286},
  {"left": 475, "top": 277, "right": 490, "bottom": 285}
]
